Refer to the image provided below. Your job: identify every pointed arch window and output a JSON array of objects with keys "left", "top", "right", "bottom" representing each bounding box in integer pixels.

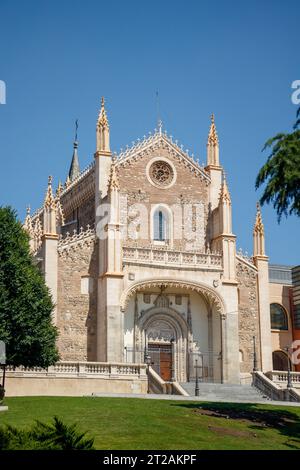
[
  {"left": 270, "top": 303, "right": 288, "bottom": 330},
  {"left": 153, "top": 209, "right": 168, "bottom": 241}
]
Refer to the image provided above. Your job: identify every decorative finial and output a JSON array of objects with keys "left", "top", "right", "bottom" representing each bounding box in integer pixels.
[
  {"left": 56, "top": 180, "right": 63, "bottom": 197},
  {"left": 207, "top": 113, "right": 218, "bottom": 146},
  {"left": 96, "top": 96, "right": 110, "bottom": 152},
  {"left": 220, "top": 169, "right": 231, "bottom": 204},
  {"left": 26, "top": 205, "right": 31, "bottom": 216},
  {"left": 44, "top": 176, "right": 56, "bottom": 209}
]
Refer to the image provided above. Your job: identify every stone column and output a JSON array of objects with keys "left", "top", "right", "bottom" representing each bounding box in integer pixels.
[{"left": 41, "top": 234, "right": 58, "bottom": 325}]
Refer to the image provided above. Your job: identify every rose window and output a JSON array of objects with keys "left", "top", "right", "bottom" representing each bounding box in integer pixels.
[{"left": 150, "top": 161, "right": 174, "bottom": 186}]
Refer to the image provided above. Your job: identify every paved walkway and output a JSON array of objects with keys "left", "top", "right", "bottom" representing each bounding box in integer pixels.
[{"left": 89, "top": 392, "right": 300, "bottom": 407}]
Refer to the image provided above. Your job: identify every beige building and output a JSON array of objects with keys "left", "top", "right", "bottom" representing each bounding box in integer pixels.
[{"left": 23, "top": 99, "right": 293, "bottom": 387}]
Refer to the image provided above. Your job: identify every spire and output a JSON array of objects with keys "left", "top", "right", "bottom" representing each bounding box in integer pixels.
[
  {"left": 56, "top": 180, "right": 63, "bottom": 197},
  {"left": 43, "top": 176, "right": 57, "bottom": 235},
  {"left": 68, "top": 141, "right": 80, "bottom": 181},
  {"left": 220, "top": 171, "right": 231, "bottom": 205},
  {"left": 219, "top": 171, "right": 232, "bottom": 234},
  {"left": 206, "top": 113, "right": 220, "bottom": 167},
  {"left": 253, "top": 202, "right": 266, "bottom": 257},
  {"left": 96, "top": 97, "right": 110, "bottom": 153},
  {"left": 44, "top": 176, "right": 56, "bottom": 209},
  {"left": 68, "top": 120, "right": 80, "bottom": 182},
  {"left": 24, "top": 205, "right": 33, "bottom": 234}
]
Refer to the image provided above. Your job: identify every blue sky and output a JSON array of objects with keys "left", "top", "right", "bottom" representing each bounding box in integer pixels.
[{"left": 0, "top": 0, "right": 299, "bottom": 265}]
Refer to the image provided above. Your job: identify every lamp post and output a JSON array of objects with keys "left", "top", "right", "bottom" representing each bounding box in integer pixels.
[
  {"left": 170, "top": 338, "right": 175, "bottom": 382},
  {"left": 146, "top": 354, "right": 152, "bottom": 394},
  {"left": 253, "top": 335, "right": 258, "bottom": 372},
  {"left": 195, "top": 359, "right": 200, "bottom": 397},
  {"left": 285, "top": 346, "right": 293, "bottom": 389}
]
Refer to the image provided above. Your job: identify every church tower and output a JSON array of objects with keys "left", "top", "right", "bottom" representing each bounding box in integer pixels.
[
  {"left": 95, "top": 102, "right": 124, "bottom": 362},
  {"left": 41, "top": 176, "right": 59, "bottom": 324},
  {"left": 253, "top": 203, "right": 272, "bottom": 371},
  {"left": 95, "top": 97, "right": 112, "bottom": 204},
  {"left": 205, "top": 114, "right": 222, "bottom": 213}
]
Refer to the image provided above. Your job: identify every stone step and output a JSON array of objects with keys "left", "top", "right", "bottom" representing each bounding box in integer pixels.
[{"left": 180, "top": 382, "right": 269, "bottom": 401}]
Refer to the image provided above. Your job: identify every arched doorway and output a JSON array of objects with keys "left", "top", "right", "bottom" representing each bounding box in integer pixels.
[
  {"left": 122, "top": 280, "right": 226, "bottom": 383},
  {"left": 146, "top": 318, "right": 175, "bottom": 381},
  {"left": 138, "top": 307, "right": 188, "bottom": 383},
  {"left": 272, "top": 350, "right": 289, "bottom": 371}
]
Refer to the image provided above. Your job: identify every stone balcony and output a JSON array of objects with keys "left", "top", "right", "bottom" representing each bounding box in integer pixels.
[{"left": 122, "top": 245, "right": 222, "bottom": 270}]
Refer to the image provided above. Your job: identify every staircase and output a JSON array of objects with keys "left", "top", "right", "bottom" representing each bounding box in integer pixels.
[{"left": 180, "top": 382, "right": 269, "bottom": 402}]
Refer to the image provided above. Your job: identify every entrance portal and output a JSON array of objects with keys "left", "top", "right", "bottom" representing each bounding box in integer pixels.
[{"left": 148, "top": 343, "right": 172, "bottom": 381}]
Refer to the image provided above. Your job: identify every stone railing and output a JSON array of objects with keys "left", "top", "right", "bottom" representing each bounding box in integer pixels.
[
  {"left": 265, "top": 371, "right": 300, "bottom": 388},
  {"left": 252, "top": 371, "right": 285, "bottom": 401},
  {"left": 253, "top": 371, "right": 300, "bottom": 402},
  {"left": 122, "top": 245, "right": 222, "bottom": 269},
  {"left": 57, "top": 226, "right": 96, "bottom": 256},
  {"left": 6, "top": 361, "right": 147, "bottom": 379}
]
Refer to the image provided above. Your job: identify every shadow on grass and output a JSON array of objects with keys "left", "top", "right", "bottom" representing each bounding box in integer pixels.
[{"left": 171, "top": 402, "right": 300, "bottom": 449}]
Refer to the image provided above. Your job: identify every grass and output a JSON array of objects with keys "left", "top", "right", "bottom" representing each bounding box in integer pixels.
[{"left": 0, "top": 397, "right": 300, "bottom": 450}]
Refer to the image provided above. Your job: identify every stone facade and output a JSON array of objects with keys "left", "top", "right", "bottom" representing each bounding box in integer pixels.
[
  {"left": 23, "top": 101, "right": 290, "bottom": 386},
  {"left": 57, "top": 233, "right": 98, "bottom": 361},
  {"left": 236, "top": 258, "right": 261, "bottom": 375}
]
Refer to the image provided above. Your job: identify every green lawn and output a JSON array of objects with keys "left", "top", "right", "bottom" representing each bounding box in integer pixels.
[{"left": 1, "top": 397, "right": 300, "bottom": 450}]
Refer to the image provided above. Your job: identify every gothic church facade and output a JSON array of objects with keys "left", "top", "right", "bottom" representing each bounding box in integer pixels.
[{"left": 24, "top": 99, "right": 281, "bottom": 385}]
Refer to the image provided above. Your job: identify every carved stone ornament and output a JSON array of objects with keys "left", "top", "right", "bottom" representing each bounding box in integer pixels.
[{"left": 149, "top": 160, "right": 174, "bottom": 187}]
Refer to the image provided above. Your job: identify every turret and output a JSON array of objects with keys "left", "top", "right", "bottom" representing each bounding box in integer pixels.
[
  {"left": 94, "top": 97, "right": 112, "bottom": 203},
  {"left": 206, "top": 113, "right": 220, "bottom": 168},
  {"left": 43, "top": 176, "right": 57, "bottom": 235},
  {"left": 253, "top": 202, "right": 266, "bottom": 257}
]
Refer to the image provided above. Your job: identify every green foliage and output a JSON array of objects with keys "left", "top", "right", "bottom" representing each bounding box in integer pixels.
[
  {"left": 256, "top": 108, "right": 300, "bottom": 221},
  {"left": 0, "top": 206, "right": 59, "bottom": 367},
  {"left": 0, "top": 416, "right": 94, "bottom": 450}
]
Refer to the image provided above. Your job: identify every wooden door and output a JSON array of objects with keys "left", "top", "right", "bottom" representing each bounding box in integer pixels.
[
  {"left": 148, "top": 343, "right": 172, "bottom": 381},
  {"left": 160, "top": 348, "right": 172, "bottom": 381}
]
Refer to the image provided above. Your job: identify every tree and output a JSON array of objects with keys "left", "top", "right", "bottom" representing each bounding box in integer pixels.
[
  {"left": 0, "top": 207, "right": 59, "bottom": 369},
  {"left": 255, "top": 108, "right": 300, "bottom": 221},
  {"left": 0, "top": 417, "right": 94, "bottom": 450}
]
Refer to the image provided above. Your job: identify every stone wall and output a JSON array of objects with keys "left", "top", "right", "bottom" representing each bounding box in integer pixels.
[
  {"left": 5, "top": 375, "right": 147, "bottom": 397},
  {"left": 236, "top": 259, "right": 261, "bottom": 374},
  {"left": 57, "top": 237, "right": 98, "bottom": 361},
  {"left": 117, "top": 142, "right": 209, "bottom": 251}
]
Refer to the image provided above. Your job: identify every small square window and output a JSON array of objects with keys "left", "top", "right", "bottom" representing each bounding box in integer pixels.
[
  {"left": 175, "top": 295, "right": 182, "bottom": 305},
  {"left": 143, "top": 294, "right": 151, "bottom": 304}
]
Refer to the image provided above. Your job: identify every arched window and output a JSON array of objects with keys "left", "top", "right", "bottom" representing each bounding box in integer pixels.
[
  {"left": 272, "top": 350, "right": 289, "bottom": 371},
  {"left": 153, "top": 209, "right": 168, "bottom": 241},
  {"left": 270, "top": 303, "right": 288, "bottom": 330}
]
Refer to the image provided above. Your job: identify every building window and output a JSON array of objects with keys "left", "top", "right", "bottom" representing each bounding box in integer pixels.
[
  {"left": 143, "top": 293, "right": 151, "bottom": 304},
  {"left": 272, "top": 350, "right": 289, "bottom": 371},
  {"left": 153, "top": 209, "right": 168, "bottom": 241},
  {"left": 175, "top": 295, "right": 182, "bottom": 305},
  {"left": 270, "top": 303, "right": 288, "bottom": 330}
]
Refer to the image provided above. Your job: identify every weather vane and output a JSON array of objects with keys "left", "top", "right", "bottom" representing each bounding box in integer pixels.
[{"left": 75, "top": 119, "right": 79, "bottom": 142}]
